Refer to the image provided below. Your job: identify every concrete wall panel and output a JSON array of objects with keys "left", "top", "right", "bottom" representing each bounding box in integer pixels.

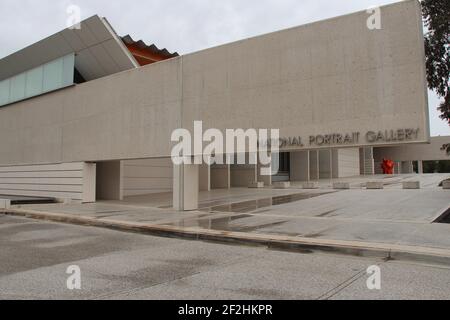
[
  {"left": 0, "top": 162, "right": 95, "bottom": 202},
  {"left": 173, "top": 163, "right": 199, "bottom": 211},
  {"left": 0, "top": 58, "right": 182, "bottom": 165},
  {"left": 230, "top": 165, "right": 257, "bottom": 187},
  {"left": 336, "top": 148, "right": 361, "bottom": 178},
  {"left": 291, "top": 151, "right": 309, "bottom": 181},
  {"left": 181, "top": 1, "right": 429, "bottom": 150},
  {"left": 122, "top": 158, "right": 173, "bottom": 196},
  {"left": 199, "top": 163, "right": 211, "bottom": 191},
  {"left": 0, "top": 1, "right": 428, "bottom": 167},
  {"left": 211, "top": 165, "right": 230, "bottom": 189}
]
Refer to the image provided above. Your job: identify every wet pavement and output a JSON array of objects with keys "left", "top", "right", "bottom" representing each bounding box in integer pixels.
[
  {"left": 5, "top": 174, "right": 450, "bottom": 251},
  {"left": 198, "top": 192, "right": 334, "bottom": 213}
]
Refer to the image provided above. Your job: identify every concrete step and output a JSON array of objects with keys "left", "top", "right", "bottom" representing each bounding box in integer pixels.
[
  {"left": 248, "top": 182, "right": 265, "bottom": 189},
  {"left": 273, "top": 182, "right": 291, "bottom": 189},
  {"left": 303, "top": 182, "right": 319, "bottom": 189},
  {"left": 403, "top": 181, "right": 421, "bottom": 189},
  {"left": 333, "top": 182, "right": 350, "bottom": 190},
  {"left": 366, "top": 182, "right": 384, "bottom": 190}
]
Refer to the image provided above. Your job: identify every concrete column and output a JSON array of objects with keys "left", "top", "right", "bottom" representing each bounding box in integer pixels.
[
  {"left": 332, "top": 149, "right": 339, "bottom": 179},
  {"left": 367, "top": 147, "right": 375, "bottom": 175},
  {"left": 199, "top": 163, "right": 211, "bottom": 191},
  {"left": 290, "top": 151, "right": 310, "bottom": 181},
  {"left": 82, "top": 162, "right": 96, "bottom": 203},
  {"left": 359, "top": 148, "right": 364, "bottom": 175},
  {"left": 96, "top": 161, "right": 123, "bottom": 201},
  {"left": 173, "top": 161, "right": 199, "bottom": 211},
  {"left": 309, "top": 150, "right": 319, "bottom": 180},
  {"left": 418, "top": 161, "right": 424, "bottom": 174}
]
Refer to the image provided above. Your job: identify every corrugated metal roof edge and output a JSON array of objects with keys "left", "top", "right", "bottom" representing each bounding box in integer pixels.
[{"left": 121, "top": 34, "right": 179, "bottom": 59}]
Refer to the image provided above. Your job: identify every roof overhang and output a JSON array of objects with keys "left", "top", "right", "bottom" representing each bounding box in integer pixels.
[{"left": 0, "top": 15, "right": 139, "bottom": 82}]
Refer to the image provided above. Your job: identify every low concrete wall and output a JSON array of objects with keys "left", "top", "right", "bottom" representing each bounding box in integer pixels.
[
  {"left": 230, "top": 165, "right": 256, "bottom": 187},
  {"left": 211, "top": 165, "right": 230, "bottom": 189},
  {"left": 122, "top": 158, "right": 173, "bottom": 196},
  {"left": 0, "top": 162, "right": 95, "bottom": 202}
]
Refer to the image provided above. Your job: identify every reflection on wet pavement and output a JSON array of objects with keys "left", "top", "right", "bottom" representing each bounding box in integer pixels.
[
  {"left": 163, "top": 213, "right": 289, "bottom": 232},
  {"left": 199, "top": 192, "right": 333, "bottom": 214},
  {"left": 159, "top": 192, "right": 334, "bottom": 232}
]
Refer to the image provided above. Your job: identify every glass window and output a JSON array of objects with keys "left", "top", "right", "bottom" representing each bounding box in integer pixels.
[
  {"left": 9, "top": 73, "right": 26, "bottom": 102},
  {"left": 0, "top": 53, "right": 75, "bottom": 107},
  {"left": 25, "top": 67, "right": 44, "bottom": 98},
  {"left": 0, "top": 79, "right": 10, "bottom": 105}
]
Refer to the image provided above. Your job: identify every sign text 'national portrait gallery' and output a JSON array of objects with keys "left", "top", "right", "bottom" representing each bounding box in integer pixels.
[{"left": 266, "top": 129, "right": 421, "bottom": 149}]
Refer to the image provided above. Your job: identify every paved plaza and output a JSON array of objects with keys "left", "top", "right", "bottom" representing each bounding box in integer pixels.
[{"left": 4, "top": 174, "right": 450, "bottom": 259}]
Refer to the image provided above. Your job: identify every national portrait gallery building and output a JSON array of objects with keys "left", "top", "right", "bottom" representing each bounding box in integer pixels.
[{"left": 0, "top": 0, "right": 445, "bottom": 210}]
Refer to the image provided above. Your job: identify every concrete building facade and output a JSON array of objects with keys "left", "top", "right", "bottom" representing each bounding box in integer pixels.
[{"left": 0, "top": 0, "right": 445, "bottom": 210}]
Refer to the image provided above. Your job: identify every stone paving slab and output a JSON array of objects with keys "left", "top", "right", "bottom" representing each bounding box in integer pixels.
[
  {"left": 3, "top": 174, "right": 449, "bottom": 264},
  {"left": 245, "top": 189, "right": 450, "bottom": 222}
]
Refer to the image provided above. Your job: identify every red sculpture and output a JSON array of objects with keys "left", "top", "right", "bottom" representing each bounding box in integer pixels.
[{"left": 381, "top": 158, "right": 395, "bottom": 175}]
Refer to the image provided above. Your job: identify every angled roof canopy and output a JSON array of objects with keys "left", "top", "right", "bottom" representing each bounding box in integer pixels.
[{"left": 0, "top": 15, "right": 139, "bottom": 82}]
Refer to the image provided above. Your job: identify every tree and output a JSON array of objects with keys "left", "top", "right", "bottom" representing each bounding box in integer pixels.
[
  {"left": 422, "top": 0, "right": 450, "bottom": 154},
  {"left": 422, "top": 0, "right": 450, "bottom": 122}
]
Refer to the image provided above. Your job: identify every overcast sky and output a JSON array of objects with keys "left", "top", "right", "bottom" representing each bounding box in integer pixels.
[{"left": 0, "top": 0, "right": 448, "bottom": 136}]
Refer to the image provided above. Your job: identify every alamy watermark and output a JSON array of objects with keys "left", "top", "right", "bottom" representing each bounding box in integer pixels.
[
  {"left": 366, "top": 265, "right": 381, "bottom": 290},
  {"left": 66, "top": 4, "right": 82, "bottom": 30},
  {"left": 171, "top": 121, "right": 280, "bottom": 176},
  {"left": 66, "top": 265, "right": 81, "bottom": 290},
  {"left": 366, "top": 6, "right": 382, "bottom": 30}
]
